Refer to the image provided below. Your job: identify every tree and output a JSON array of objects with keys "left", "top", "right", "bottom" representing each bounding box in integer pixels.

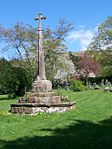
[
  {"left": 76, "top": 53, "right": 101, "bottom": 84},
  {"left": 101, "top": 65, "right": 112, "bottom": 78},
  {"left": 0, "top": 19, "right": 74, "bottom": 85},
  {"left": 44, "top": 19, "right": 74, "bottom": 80},
  {"left": 88, "top": 16, "right": 112, "bottom": 51},
  {"left": 88, "top": 16, "right": 112, "bottom": 66},
  {"left": 0, "top": 23, "right": 38, "bottom": 88},
  {"left": 54, "top": 53, "right": 75, "bottom": 80},
  {"left": 88, "top": 16, "right": 112, "bottom": 79},
  {"left": 0, "top": 23, "right": 37, "bottom": 60},
  {"left": 0, "top": 58, "right": 19, "bottom": 95},
  {"left": 68, "top": 51, "right": 79, "bottom": 68},
  {"left": 0, "top": 58, "right": 30, "bottom": 96}
]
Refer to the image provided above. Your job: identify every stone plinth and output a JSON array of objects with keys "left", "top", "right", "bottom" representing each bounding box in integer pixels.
[
  {"left": 32, "top": 80, "right": 52, "bottom": 92},
  {"left": 27, "top": 96, "right": 68, "bottom": 104},
  {"left": 11, "top": 102, "right": 76, "bottom": 114},
  {"left": 10, "top": 91, "right": 76, "bottom": 114}
]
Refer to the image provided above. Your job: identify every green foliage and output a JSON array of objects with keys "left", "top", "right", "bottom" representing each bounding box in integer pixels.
[
  {"left": 88, "top": 16, "right": 112, "bottom": 51},
  {"left": 44, "top": 19, "right": 74, "bottom": 80},
  {"left": 69, "top": 79, "right": 87, "bottom": 91},
  {"left": 87, "top": 16, "right": 112, "bottom": 78},
  {"left": 100, "top": 65, "right": 112, "bottom": 78},
  {"left": 52, "top": 79, "right": 68, "bottom": 89},
  {"left": 0, "top": 58, "right": 19, "bottom": 95},
  {"left": 12, "top": 66, "right": 31, "bottom": 96},
  {"left": 0, "top": 58, "right": 30, "bottom": 96},
  {"left": 68, "top": 51, "right": 79, "bottom": 67}
]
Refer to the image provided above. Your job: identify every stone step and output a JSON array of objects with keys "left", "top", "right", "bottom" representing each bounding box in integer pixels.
[
  {"left": 10, "top": 102, "right": 76, "bottom": 114},
  {"left": 19, "top": 95, "right": 68, "bottom": 104},
  {"left": 28, "top": 91, "right": 55, "bottom": 97},
  {"left": 11, "top": 102, "right": 76, "bottom": 107}
]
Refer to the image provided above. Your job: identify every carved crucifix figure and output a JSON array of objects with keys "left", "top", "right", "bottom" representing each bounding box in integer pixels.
[{"left": 34, "top": 12, "right": 46, "bottom": 80}]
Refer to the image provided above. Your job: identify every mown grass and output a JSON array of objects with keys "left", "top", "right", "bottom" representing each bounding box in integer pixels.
[{"left": 0, "top": 89, "right": 112, "bottom": 149}]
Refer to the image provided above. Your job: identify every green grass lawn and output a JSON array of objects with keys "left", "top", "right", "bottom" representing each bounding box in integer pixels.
[{"left": 0, "top": 89, "right": 112, "bottom": 149}]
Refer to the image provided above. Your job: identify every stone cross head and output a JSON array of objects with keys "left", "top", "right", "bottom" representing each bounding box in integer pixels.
[{"left": 34, "top": 12, "right": 46, "bottom": 28}]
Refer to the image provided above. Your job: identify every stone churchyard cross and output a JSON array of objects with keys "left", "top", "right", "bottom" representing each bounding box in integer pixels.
[
  {"left": 32, "top": 12, "right": 52, "bottom": 92},
  {"left": 34, "top": 12, "right": 46, "bottom": 80},
  {"left": 10, "top": 12, "right": 76, "bottom": 114}
]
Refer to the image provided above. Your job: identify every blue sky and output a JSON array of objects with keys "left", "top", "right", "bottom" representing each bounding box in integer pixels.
[{"left": 0, "top": 0, "right": 112, "bottom": 58}]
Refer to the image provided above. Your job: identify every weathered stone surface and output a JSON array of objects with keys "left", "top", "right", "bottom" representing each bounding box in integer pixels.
[
  {"left": 11, "top": 102, "right": 76, "bottom": 114},
  {"left": 32, "top": 79, "right": 52, "bottom": 92},
  {"left": 34, "top": 13, "right": 46, "bottom": 81},
  {"left": 28, "top": 97, "right": 42, "bottom": 103},
  {"left": 29, "top": 92, "right": 55, "bottom": 97},
  {"left": 19, "top": 95, "right": 68, "bottom": 104},
  {"left": 11, "top": 102, "right": 75, "bottom": 107},
  {"left": 11, "top": 106, "right": 33, "bottom": 114},
  {"left": 18, "top": 98, "right": 27, "bottom": 103}
]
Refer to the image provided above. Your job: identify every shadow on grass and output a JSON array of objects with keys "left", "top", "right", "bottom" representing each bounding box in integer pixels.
[
  {"left": 0, "top": 95, "right": 11, "bottom": 101},
  {"left": 0, "top": 96, "right": 17, "bottom": 101},
  {"left": 1, "top": 117, "right": 112, "bottom": 149}
]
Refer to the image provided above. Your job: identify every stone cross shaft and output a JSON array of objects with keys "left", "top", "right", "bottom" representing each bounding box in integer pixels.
[{"left": 34, "top": 12, "right": 46, "bottom": 80}]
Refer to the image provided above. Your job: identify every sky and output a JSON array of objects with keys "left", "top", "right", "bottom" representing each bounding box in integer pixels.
[{"left": 0, "top": 0, "right": 112, "bottom": 58}]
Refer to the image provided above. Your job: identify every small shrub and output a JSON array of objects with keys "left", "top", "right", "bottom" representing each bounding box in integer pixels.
[
  {"left": 52, "top": 79, "right": 64, "bottom": 89},
  {"left": 69, "top": 79, "right": 87, "bottom": 92}
]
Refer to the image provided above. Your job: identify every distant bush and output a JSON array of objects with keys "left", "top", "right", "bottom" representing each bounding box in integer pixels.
[
  {"left": 69, "top": 79, "right": 87, "bottom": 92},
  {"left": 52, "top": 79, "right": 70, "bottom": 89}
]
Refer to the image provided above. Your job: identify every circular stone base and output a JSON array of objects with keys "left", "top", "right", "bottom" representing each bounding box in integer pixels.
[{"left": 32, "top": 79, "right": 52, "bottom": 92}]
